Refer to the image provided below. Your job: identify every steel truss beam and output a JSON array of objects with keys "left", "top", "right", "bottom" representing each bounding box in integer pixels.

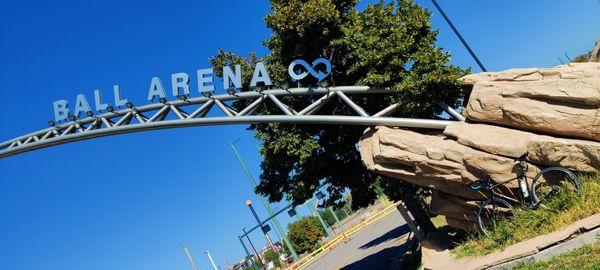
[{"left": 0, "top": 86, "right": 462, "bottom": 158}]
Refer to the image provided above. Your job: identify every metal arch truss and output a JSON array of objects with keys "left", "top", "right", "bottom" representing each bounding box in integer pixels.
[{"left": 0, "top": 86, "right": 464, "bottom": 158}]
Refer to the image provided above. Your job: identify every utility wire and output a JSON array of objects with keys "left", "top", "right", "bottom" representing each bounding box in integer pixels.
[{"left": 430, "top": 0, "right": 488, "bottom": 72}]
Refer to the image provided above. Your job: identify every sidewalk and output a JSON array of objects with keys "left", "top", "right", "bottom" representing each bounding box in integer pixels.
[{"left": 423, "top": 213, "right": 600, "bottom": 270}]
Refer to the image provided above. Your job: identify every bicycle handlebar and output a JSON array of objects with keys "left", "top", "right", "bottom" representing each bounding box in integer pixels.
[{"left": 468, "top": 179, "right": 492, "bottom": 190}]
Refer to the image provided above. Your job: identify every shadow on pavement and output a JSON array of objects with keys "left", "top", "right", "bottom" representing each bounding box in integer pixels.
[
  {"left": 359, "top": 224, "right": 410, "bottom": 250},
  {"left": 339, "top": 246, "right": 401, "bottom": 270}
]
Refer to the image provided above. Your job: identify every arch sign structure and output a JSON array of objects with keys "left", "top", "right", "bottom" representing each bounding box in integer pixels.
[{"left": 0, "top": 58, "right": 464, "bottom": 159}]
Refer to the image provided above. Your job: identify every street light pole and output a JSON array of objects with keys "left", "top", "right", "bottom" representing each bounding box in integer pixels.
[
  {"left": 203, "top": 250, "right": 219, "bottom": 270},
  {"left": 246, "top": 200, "right": 279, "bottom": 254},
  {"left": 243, "top": 227, "right": 265, "bottom": 268},
  {"left": 306, "top": 198, "right": 332, "bottom": 237},
  {"left": 238, "top": 236, "right": 260, "bottom": 270},
  {"left": 182, "top": 245, "right": 199, "bottom": 270},
  {"left": 230, "top": 141, "right": 299, "bottom": 260}
]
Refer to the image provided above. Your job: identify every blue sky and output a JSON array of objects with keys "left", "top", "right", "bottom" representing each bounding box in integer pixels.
[{"left": 0, "top": 0, "right": 598, "bottom": 269}]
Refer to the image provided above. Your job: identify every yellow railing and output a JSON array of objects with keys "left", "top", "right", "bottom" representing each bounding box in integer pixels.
[{"left": 286, "top": 201, "right": 401, "bottom": 270}]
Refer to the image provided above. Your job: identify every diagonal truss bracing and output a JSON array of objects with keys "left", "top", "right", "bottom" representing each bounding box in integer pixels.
[{"left": 0, "top": 86, "right": 463, "bottom": 158}]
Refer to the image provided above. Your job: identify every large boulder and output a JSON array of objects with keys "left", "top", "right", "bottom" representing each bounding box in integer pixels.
[
  {"left": 359, "top": 126, "right": 539, "bottom": 200},
  {"left": 359, "top": 64, "right": 600, "bottom": 233},
  {"left": 443, "top": 122, "right": 531, "bottom": 158},
  {"left": 527, "top": 136, "right": 600, "bottom": 173},
  {"left": 463, "top": 63, "right": 600, "bottom": 141},
  {"left": 444, "top": 122, "right": 600, "bottom": 173}
]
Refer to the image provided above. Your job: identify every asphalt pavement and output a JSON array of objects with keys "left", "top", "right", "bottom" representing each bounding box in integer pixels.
[{"left": 304, "top": 210, "right": 410, "bottom": 270}]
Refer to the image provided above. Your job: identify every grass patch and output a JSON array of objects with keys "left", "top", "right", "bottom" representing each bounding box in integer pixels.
[
  {"left": 512, "top": 240, "right": 600, "bottom": 270},
  {"left": 431, "top": 215, "right": 447, "bottom": 228},
  {"left": 454, "top": 173, "right": 600, "bottom": 258}
]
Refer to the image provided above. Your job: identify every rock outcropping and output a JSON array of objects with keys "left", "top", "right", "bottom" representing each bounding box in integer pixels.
[
  {"left": 463, "top": 63, "right": 600, "bottom": 141},
  {"left": 359, "top": 63, "right": 600, "bottom": 231},
  {"left": 444, "top": 122, "right": 600, "bottom": 173}
]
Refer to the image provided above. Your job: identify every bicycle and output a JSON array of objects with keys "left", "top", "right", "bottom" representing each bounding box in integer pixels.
[{"left": 468, "top": 151, "right": 581, "bottom": 236}]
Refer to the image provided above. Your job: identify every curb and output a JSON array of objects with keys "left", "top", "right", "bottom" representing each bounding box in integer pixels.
[{"left": 488, "top": 227, "right": 600, "bottom": 269}]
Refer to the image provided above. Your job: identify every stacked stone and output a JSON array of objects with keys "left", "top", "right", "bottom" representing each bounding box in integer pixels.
[{"left": 359, "top": 63, "right": 600, "bottom": 230}]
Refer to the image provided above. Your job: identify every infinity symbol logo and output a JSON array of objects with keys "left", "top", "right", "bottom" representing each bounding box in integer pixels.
[{"left": 288, "top": 58, "right": 332, "bottom": 81}]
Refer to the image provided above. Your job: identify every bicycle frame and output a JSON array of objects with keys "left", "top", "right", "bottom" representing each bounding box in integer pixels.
[
  {"left": 481, "top": 174, "right": 539, "bottom": 209},
  {"left": 470, "top": 151, "right": 581, "bottom": 236}
]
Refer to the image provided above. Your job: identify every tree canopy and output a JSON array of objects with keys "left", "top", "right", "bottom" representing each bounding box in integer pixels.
[
  {"left": 263, "top": 247, "right": 282, "bottom": 268},
  {"left": 210, "top": 0, "right": 466, "bottom": 209},
  {"left": 286, "top": 216, "right": 324, "bottom": 254}
]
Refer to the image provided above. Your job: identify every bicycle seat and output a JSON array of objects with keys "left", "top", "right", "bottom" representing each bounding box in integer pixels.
[{"left": 516, "top": 151, "right": 529, "bottom": 161}]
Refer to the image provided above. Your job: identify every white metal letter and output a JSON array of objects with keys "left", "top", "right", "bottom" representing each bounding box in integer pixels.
[
  {"left": 223, "top": 64, "right": 242, "bottom": 89},
  {"left": 197, "top": 68, "right": 215, "bottom": 92},
  {"left": 148, "top": 77, "right": 167, "bottom": 101},
  {"left": 171, "top": 72, "right": 191, "bottom": 96},
  {"left": 250, "top": 62, "right": 272, "bottom": 87},
  {"left": 53, "top": 100, "right": 69, "bottom": 121},
  {"left": 94, "top": 90, "right": 108, "bottom": 111},
  {"left": 113, "top": 85, "right": 129, "bottom": 107},
  {"left": 74, "top": 94, "right": 92, "bottom": 117}
]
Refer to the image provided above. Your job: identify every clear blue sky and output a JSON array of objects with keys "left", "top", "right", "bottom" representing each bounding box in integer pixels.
[{"left": 0, "top": 1, "right": 598, "bottom": 269}]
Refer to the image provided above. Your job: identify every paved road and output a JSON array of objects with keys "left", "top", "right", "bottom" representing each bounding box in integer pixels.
[{"left": 304, "top": 210, "right": 410, "bottom": 270}]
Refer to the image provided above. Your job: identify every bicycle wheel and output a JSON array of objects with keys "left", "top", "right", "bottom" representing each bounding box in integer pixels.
[
  {"left": 477, "top": 198, "right": 515, "bottom": 236},
  {"left": 531, "top": 167, "right": 581, "bottom": 205}
]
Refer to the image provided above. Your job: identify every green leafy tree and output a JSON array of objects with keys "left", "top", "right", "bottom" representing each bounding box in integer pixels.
[
  {"left": 263, "top": 248, "right": 282, "bottom": 268},
  {"left": 210, "top": 0, "right": 466, "bottom": 209},
  {"left": 286, "top": 216, "right": 324, "bottom": 254}
]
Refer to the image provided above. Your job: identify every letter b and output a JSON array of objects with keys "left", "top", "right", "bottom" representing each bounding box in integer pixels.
[{"left": 53, "top": 100, "right": 70, "bottom": 121}]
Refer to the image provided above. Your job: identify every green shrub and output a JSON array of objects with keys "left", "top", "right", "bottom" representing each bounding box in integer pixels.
[
  {"left": 287, "top": 216, "right": 324, "bottom": 254},
  {"left": 263, "top": 248, "right": 281, "bottom": 268}
]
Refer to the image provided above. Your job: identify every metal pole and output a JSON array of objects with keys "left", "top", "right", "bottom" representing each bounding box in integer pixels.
[
  {"left": 241, "top": 202, "right": 295, "bottom": 237},
  {"left": 243, "top": 228, "right": 265, "bottom": 268},
  {"left": 182, "top": 245, "right": 199, "bottom": 270},
  {"left": 269, "top": 221, "right": 282, "bottom": 243},
  {"left": 238, "top": 236, "right": 260, "bottom": 270},
  {"left": 255, "top": 144, "right": 284, "bottom": 244},
  {"left": 239, "top": 236, "right": 252, "bottom": 260},
  {"left": 309, "top": 199, "right": 333, "bottom": 237},
  {"left": 240, "top": 184, "right": 326, "bottom": 237},
  {"left": 430, "top": 0, "right": 487, "bottom": 72},
  {"left": 225, "top": 258, "right": 231, "bottom": 270},
  {"left": 328, "top": 206, "right": 344, "bottom": 231},
  {"left": 238, "top": 236, "right": 252, "bottom": 257},
  {"left": 204, "top": 250, "right": 219, "bottom": 270},
  {"left": 230, "top": 142, "right": 299, "bottom": 260},
  {"left": 396, "top": 204, "right": 425, "bottom": 242},
  {"left": 246, "top": 200, "right": 279, "bottom": 254}
]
